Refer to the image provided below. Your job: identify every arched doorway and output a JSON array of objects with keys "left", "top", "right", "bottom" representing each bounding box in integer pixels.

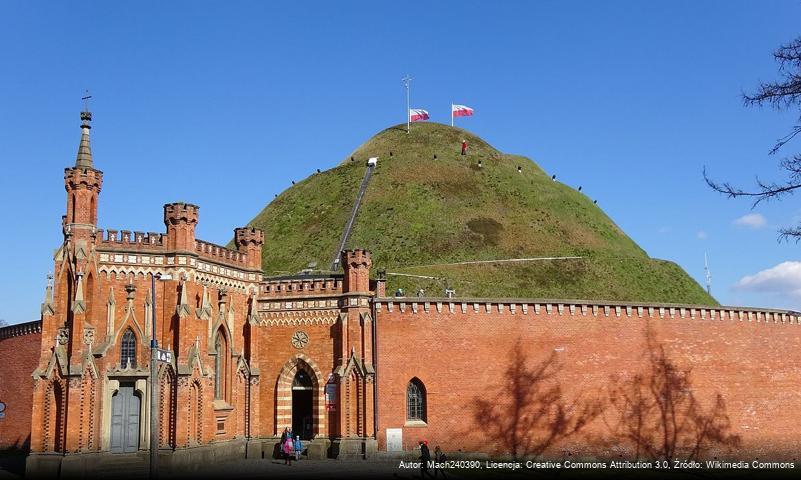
[
  {"left": 292, "top": 370, "right": 314, "bottom": 440},
  {"left": 276, "top": 354, "right": 326, "bottom": 438}
]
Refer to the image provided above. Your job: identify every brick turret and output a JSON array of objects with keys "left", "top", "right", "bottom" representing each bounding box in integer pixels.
[
  {"left": 234, "top": 226, "right": 264, "bottom": 270},
  {"left": 64, "top": 110, "right": 103, "bottom": 232},
  {"left": 342, "top": 248, "right": 372, "bottom": 293},
  {"left": 163, "top": 202, "right": 199, "bottom": 250}
]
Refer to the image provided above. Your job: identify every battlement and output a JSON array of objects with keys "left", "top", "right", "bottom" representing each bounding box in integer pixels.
[
  {"left": 195, "top": 239, "right": 248, "bottom": 267},
  {"left": 374, "top": 296, "right": 801, "bottom": 326},
  {"left": 234, "top": 227, "right": 264, "bottom": 247},
  {"left": 0, "top": 320, "right": 42, "bottom": 340},
  {"left": 64, "top": 166, "right": 103, "bottom": 191},
  {"left": 342, "top": 249, "right": 371, "bottom": 294},
  {"left": 98, "top": 229, "right": 165, "bottom": 248},
  {"left": 259, "top": 275, "right": 344, "bottom": 298},
  {"left": 342, "top": 248, "right": 372, "bottom": 268},
  {"left": 163, "top": 202, "right": 199, "bottom": 226}
]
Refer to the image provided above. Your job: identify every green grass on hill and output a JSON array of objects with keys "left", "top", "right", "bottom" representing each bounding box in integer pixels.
[{"left": 239, "top": 122, "right": 715, "bottom": 305}]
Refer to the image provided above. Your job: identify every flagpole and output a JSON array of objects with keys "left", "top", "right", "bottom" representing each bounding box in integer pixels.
[
  {"left": 451, "top": 103, "right": 453, "bottom": 127},
  {"left": 402, "top": 75, "right": 412, "bottom": 134}
]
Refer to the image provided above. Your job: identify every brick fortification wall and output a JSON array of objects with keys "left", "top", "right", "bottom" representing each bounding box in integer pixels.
[
  {"left": 375, "top": 300, "right": 801, "bottom": 460},
  {"left": 0, "top": 322, "right": 42, "bottom": 450}
]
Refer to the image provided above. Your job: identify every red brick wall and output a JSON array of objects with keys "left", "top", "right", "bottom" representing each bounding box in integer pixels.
[
  {"left": 375, "top": 302, "right": 801, "bottom": 459},
  {"left": 0, "top": 330, "right": 41, "bottom": 450}
]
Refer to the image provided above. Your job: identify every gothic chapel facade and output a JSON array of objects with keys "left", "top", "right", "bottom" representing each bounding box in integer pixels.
[{"left": 25, "top": 110, "right": 380, "bottom": 476}]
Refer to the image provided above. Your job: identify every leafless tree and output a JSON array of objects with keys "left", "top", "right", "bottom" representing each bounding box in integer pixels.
[{"left": 705, "top": 36, "right": 801, "bottom": 240}]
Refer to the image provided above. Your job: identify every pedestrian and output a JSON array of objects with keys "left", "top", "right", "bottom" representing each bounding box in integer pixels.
[
  {"left": 283, "top": 435, "right": 294, "bottom": 466},
  {"left": 419, "top": 440, "right": 433, "bottom": 478},
  {"left": 294, "top": 435, "right": 303, "bottom": 461},
  {"left": 433, "top": 446, "right": 447, "bottom": 478},
  {"left": 460, "top": 140, "right": 468, "bottom": 155}
]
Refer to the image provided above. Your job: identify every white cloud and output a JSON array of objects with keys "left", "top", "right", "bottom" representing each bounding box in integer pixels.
[
  {"left": 734, "top": 213, "right": 767, "bottom": 229},
  {"left": 696, "top": 230, "right": 707, "bottom": 240},
  {"left": 658, "top": 226, "right": 671, "bottom": 234},
  {"left": 735, "top": 261, "right": 801, "bottom": 299}
]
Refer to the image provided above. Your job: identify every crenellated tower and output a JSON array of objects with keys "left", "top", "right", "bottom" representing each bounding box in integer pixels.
[
  {"left": 342, "top": 248, "right": 372, "bottom": 293},
  {"left": 332, "top": 248, "right": 376, "bottom": 457},
  {"left": 163, "top": 202, "right": 199, "bottom": 251},
  {"left": 64, "top": 110, "right": 103, "bottom": 232},
  {"left": 234, "top": 227, "right": 264, "bottom": 271}
]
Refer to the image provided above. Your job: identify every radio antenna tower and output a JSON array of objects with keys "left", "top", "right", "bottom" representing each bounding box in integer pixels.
[{"left": 704, "top": 252, "right": 712, "bottom": 296}]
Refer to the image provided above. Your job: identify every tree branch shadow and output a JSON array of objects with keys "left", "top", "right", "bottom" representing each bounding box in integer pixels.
[
  {"left": 603, "top": 325, "right": 742, "bottom": 462},
  {"left": 470, "top": 341, "right": 603, "bottom": 460}
]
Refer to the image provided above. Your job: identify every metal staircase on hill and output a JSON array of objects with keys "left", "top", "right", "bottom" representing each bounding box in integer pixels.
[{"left": 330, "top": 158, "right": 377, "bottom": 271}]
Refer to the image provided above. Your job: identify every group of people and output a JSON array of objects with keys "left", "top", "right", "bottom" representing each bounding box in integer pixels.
[
  {"left": 279, "top": 427, "right": 303, "bottom": 465},
  {"left": 418, "top": 440, "right": 447, "bottom": 478}
]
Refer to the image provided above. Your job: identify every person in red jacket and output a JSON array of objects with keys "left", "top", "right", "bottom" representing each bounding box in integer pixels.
[{"left": 461, "top": 140, "right": 468, "bottom": 155}]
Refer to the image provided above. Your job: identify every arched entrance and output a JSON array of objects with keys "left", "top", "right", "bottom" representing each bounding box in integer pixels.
[
  {"left": 292, "top": 370, "right": 314, "bottom": 440},
  {"left": 275, "top": 354, "right": 326, "bottom": 439}
]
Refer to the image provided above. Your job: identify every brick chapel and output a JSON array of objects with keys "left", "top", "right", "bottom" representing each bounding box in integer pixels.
[{"left": 2, "top": 109, "right": 801, "bottom": 476}]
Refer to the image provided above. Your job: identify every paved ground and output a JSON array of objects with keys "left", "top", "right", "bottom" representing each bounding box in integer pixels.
[{"left": 176, "top": 457, "right": 451, "bottom": 479}]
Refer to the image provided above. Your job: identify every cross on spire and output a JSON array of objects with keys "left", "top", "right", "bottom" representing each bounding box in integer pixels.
[
  {"left": 81, "top": 90, "right": 92, "bottom": 112},
  {"left": 75, "top": 90, "right": 94, "bottom": 168}
]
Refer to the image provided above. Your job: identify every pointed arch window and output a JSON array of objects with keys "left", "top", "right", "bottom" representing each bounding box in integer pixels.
[
  {"left": 214, "top": 330, "right": 229, "bottom": 401},
  {"left": 121, "top": 328, "right": 136, "bottom": 369},
  {"left": 407, "top": 378, "right": 426, "bottom": 422}
]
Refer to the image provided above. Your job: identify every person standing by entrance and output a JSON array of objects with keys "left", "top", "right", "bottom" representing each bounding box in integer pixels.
[
  {"left": 283, "top": 435, "right": 294, "bottom": 466},
  {"left": 294, "top": 435, "right": 303, "bottom": 461}
]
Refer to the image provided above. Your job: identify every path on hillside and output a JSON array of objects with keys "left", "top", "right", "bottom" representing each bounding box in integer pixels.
[{"left": 330, "top": 161, "right": 375, "bottom": 271}]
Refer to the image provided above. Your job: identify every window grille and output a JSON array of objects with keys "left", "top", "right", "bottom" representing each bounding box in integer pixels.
[
  {"left": 407, "top": 379, "right": 426, "bottom": 422},
  {"left": 121, "top": 329, "right": 136, "bottom": 368}
]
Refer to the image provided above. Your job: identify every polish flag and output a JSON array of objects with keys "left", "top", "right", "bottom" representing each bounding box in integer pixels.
[
  {"left": 409, "top": 109, "right": 430, "bottom": 122},
  {"left": 452, "top": 104, "right": 474, "bottom": 117}
]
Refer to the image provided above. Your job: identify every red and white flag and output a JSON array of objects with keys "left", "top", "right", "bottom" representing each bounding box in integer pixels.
[
  {"left": 409, "top": 109, "right": 430, "bottom": 122},
  {"left": 451, "top": 104, "right": 474, "bottom": 117}
]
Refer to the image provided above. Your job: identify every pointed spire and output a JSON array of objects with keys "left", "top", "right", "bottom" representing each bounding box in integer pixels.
[
  {"left": 72, "top": 271, "right": 87, "bottom": 314},
  {"left": 41, "top": 272, "right": 55, "bottom": 316},
  {"left": 176, "top": 279, "right": 191, "bottom": 318},
  {"left": 75, "top": 92, "right": 93, "bottom": 168}
]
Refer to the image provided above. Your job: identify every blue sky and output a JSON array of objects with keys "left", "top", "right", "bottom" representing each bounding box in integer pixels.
[{"left": 1, "top": 1, "right": 801, "bottom": 323}]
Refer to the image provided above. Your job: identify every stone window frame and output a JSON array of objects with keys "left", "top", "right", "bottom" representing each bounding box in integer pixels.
[
  {"left": 120, "top": 328, "right": 137, "bottom": 369},
  {"left": 406, "top": 378, "right": 427, "bottom": 424}
]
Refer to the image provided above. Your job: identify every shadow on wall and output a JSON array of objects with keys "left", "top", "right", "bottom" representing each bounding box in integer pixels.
[
  {"left": 603, "top": 325, "right": 741, "bottom": 461},
  {"left": 0, "top": 435, "right": 30, "bottom": 476},
  {"left": 469, "top": 326, "right": 741, "bottom": 461},
  {"left": 470, "top": 342, "right": 604, "bottom": 460}
]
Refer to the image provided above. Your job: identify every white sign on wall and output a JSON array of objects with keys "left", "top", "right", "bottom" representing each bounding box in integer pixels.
[{"left": 386, "top": 428, "right": 403, "bottom": 452}]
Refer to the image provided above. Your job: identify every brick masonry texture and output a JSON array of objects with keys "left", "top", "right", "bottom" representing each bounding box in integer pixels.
[
  {"left": 374, "top": 300, "right": 801, "bottom": 459},
  {"left": 0, "top": 324, "right": 41, "bottom": 449}
]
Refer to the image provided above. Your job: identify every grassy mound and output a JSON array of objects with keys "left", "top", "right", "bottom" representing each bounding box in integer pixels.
[{"left": 240, "top": 122, "right": 715, "bottom": 305}]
